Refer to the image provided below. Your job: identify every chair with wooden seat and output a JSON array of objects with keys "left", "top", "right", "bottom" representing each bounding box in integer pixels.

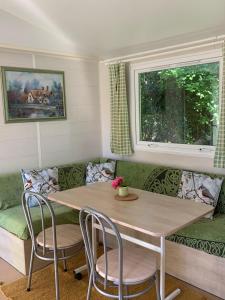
[
  {"left": 22, "top": 191, "right": 83, "bottom": 300},
  {"left": 79, "top": 207, "right": 160, "bottom": 300}
]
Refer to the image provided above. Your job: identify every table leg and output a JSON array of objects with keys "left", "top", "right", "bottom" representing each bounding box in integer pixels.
[
  {"left": 160, "top": 236, "right": 181, "bottom": 300},
  {"left": 160, "top": 236, "right": 166, "bottom": 300}
]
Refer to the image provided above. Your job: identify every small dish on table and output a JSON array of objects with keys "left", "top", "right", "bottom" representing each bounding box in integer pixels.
[{"left": 114, "top": 193, "right": 138, "bottom": 201}]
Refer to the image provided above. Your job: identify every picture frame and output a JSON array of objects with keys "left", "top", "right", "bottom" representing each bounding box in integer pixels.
[{"left": 1, "top": 66, "right": 66, "bottom": 123}]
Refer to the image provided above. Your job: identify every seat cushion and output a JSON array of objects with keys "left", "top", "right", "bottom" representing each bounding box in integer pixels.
[
  {"left": 167, "top": 213, "right": 225, "bottom": 258},
  {"left": 96, "top": 245, "right": 157, "bottom": 284},
  {"left": 0, "top": 203, "right": 79, "bottom": 240},
  {"left": 36, "top": 224, "right": 83, "bottom": 249}
]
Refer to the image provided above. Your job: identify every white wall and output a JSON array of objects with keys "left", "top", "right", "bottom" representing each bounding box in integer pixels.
[
  {"left": 99, "top": 46, "right": 225, "bottom": 175},
  {"left": 0, "top": 49, "right": 102, "bottom": 174}
]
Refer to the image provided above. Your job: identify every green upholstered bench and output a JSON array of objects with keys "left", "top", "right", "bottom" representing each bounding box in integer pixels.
[
  {"left": 0, "top": 162, "right": 87, "bottom": 240},
  {"left": 0, "top": 203, "right": 79, "bottom": 240},
  {"left": 0, "top": 158, "right": 103, "bottom": 274},
  {"left": 0, "top": 158, "right": 105, "bottom": 240},
  {"left": 167, "top": 214, "right": 225, "bottom": 258},
  {"left": 1, "top": 157, "right": 225, "bottom": 297},
  {"left": 3, "top": 158, "right": 224, "bottom": 256},
  {"left": 115, "top": 160, "right": 225, "bottom": 258},
  {"left": 115, "top": 160, "right": 225, "bottom": 298}
]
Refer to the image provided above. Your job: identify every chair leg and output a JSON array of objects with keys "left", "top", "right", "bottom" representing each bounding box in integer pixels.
[
  {"left": 61, "top": 249, "right": 67, "bottom": 272},
  {"left": 87, "top": 274, "right": 93, "bottom": 300},
  {"left": 118, "top": 284, "right": 123, "bottom": 300},
  {"left": 155, "top": 271, "right": 160, "bottom": 300},
  {"left": 53, "top": 250, "right": 60, "bottom": 300},
  {"left": 85, "top": 250, "right": 90, "bottom": 277},
  {"left": 27, "top": 246, "right": 34, "bottom": 291}
]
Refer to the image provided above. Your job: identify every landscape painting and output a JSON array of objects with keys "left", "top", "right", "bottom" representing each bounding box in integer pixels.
[{"left": 1, "top": 67, "right": 66, "bottom": 123}]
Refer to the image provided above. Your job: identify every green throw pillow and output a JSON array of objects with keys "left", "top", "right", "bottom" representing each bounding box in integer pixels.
[
  {"left": 58, "top": 164, "right": 86, "bottom": 191},
  {"left": 0, "top": 173, "right": 23, "bottom": 210},
  {"left": 143, "top": 167, "right": 182, "bottom": 197}
]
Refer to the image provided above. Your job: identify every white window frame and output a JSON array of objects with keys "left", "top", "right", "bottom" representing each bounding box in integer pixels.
[{"left": 130, "top": 48, "right": 223, "bottom": 157}]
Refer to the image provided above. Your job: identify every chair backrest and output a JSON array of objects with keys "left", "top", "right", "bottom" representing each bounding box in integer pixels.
[
  {"left": 22, "top": 191, "right": 57, "bottom": 259},
  {"left": 79, "top": 207, "right": 123, "bottom": 298}
]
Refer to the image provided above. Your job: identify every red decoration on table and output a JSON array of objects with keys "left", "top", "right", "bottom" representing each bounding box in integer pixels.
[{"left": 111, "top": 177, "right": 124, "bottom": 189}]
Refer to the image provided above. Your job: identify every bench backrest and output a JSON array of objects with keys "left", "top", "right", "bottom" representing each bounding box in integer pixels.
[
  {"left": 0, "top": 158, "right": 102, "bottom": 211},
  {"left": 115, "top": 160, "right": 225, "bottom": 215},
  {"left": 1, "top": 158, "right": 225, "bottom": 215}
]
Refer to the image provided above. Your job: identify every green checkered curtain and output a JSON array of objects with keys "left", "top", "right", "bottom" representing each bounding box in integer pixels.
[
  {"left": 109, "top": 63, "right": 133, "bottom": 155},
  {"left": 214, "top": 42, "right": 225, "bottom": 168}
]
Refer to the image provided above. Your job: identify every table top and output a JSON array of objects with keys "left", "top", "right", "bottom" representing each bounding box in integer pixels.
[{"left": 48, "top": 182, "right": 214, "bottom": 237}]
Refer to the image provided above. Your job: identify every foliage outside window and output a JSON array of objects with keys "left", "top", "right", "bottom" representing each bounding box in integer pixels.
[{"left": 138, "top": 62, "right": 219, "bottom": 146}]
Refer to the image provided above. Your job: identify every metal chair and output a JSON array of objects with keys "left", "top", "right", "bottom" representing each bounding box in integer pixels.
[
  {"left": 79, "top": 207, "right": 160, "bottom": 300},
  {"left": 22, "top": 191, "right": 83, "bottom": 300}
]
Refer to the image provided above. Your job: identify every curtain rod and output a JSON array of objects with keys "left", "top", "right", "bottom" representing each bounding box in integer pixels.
[{"left": 102, "top": 35, "right": 225, "bottom": 65}]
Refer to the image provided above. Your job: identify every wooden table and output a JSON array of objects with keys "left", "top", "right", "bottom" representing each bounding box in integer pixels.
[{"left": 49, "top": 182, "right": 213, "bottom": 300}]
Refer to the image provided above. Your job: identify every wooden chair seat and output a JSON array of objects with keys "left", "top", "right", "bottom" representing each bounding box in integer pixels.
[
  {"left": 96, "top": 245, "right": 157, "bottom": 284},
  {"left": 36, "top": 224, "right": 83, "bottom": 249}
]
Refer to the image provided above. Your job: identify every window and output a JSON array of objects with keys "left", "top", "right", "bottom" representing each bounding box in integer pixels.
[{"left": 132, "top": 52, "right": 221, "bottom": 154}]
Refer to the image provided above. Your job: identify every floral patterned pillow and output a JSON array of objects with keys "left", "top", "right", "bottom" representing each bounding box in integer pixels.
[
  {"left": 86, "top": 161, "right": 116, "bottom": 184},
  {"left": 21, "top": 168, "right": 59, "bottom": 207},
  {"left": 178, "top": 171, "right": 223, "bottom": 218}
]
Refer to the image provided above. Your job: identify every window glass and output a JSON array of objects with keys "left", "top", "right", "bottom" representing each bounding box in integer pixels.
[{"left": 139, "top": 62, "right": 219, "bottom": 146}]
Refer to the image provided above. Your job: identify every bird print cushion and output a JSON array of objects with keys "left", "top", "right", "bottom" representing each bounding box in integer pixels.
[
  {"left": 21, "top": 167, "right": 59, "bottom": 207},
  {"left": 86, "top": 161, "right": 116, "bottom": 184},
  {"left": 177, "top": 171, "right": 223, "bottom": 218}
]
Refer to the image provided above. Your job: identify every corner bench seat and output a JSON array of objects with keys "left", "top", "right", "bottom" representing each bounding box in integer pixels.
[
  {"left": 115, "top": 160, "right": 225, "bottom": 298},
  {"left": 0, "top": 203, "right": 79, "bottom": 240},
  {"left": 0, "top": 159, "right": 102, "bottom": 274},
  {"left": 116, "top": 160, "right": 225, "bottom": 258},
  {"left": 1, "top": 158, "right": 225, "bottom": 297},
  {"left": 167, "top": 213, "right": 225, "bottom": 258}
]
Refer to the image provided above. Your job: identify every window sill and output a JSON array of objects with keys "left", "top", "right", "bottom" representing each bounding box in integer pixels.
[{"left": 134, "top": 143, "right": 215, "bottom": 158}]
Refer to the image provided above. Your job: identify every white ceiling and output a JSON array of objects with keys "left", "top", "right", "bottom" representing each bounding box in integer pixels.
[{"left": 0, "top": 0, "right": 225, "bottom": 59}]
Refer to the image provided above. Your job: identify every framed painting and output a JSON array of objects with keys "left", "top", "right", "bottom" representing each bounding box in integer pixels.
[{"left": 1, "top": 66, "right": 66, "bottom": 123}]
